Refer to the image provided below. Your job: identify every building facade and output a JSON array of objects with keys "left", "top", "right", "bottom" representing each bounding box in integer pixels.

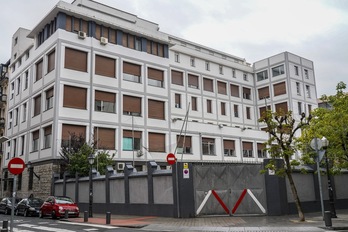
[{"left": 1, "top": 0, "right": 317, "bottom": 198}]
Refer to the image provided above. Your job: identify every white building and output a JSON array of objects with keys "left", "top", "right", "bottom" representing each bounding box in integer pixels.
[{"left": 2, "top": 0, "right": 317, "bottom": 196}]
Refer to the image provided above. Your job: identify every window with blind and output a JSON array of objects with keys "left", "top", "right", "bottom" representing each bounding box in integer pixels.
[
  {"left": 63, "top": 85, "right": 87, "bottom": 109},
  {"left": 123, "top": 95, "right": 141, "bottom": 116},
  {"left": 273, "top": 82, "right": 286, "bottom": 96},
  {"left": 188, "top": 74, "right": 199, "bottom": 89},
  {"left": 123, "top": 62, "right": 141, "bottom": 83},
  {"left": 94, "top": 127, "right": 115, "bottom": 150},
  {"left": 257, "top": 143, "right": 267, "bottom": 158},
  {"left": 33, "top": 94, "right": 41, "bottom": 117},
  {"left": 234, "top": 104, "right": 239, "bottom": 117},
  {"left": 243, "top": 87, "right": 251, "bottom": 100},
  {"left": 148, "top": 99, "right": 165, "bottom": 120},
  {"left": 65, "top": 15, "right": 89, "bottom": 35},
  {"left": 224, "top": 140, "right": 235, "bottom": 157},
  {"left": 175, "top": 94, "right": 181, "bottom": 108},
  {"left": 45, "top": 88, "right": 54, "bottom": 110},
  {"left": 61, "top": 124, "right": 86, "bottom": 146},
  {"left": 259, "top": 106, "right": 271, "bottom": 118},
  {"left": 202, "top": 137, "right": 215, "bottom": 155},
  {"left": 176, "top": 135, "right": 192, "bottom": 154},
  {"left": 35, "top": 59, "right": 43, "bottom": 81},
  {"left": 230, "top": 84, "right": 239, "bottom": 98},
  {"left": 43, "top": 126, "right": 52, "bottom": 149},
  {"left": 148, "top": 67, "right": 164, "bottom": 88},
  {"left": 123, "top": 130, "right": 142, "bottom": 151},
  {"left": 203, "top": 78, "right": 214, "bottom": 92},
  {"left": 217, "top": 81, "right": 227, "bottom": 95},
  {"left": 64, "top": 47, "right": 87, "bottom": 72},
  {"left": 32, "top": 130, "right": 39, "bottom": 152},
  {"left": 246, "top": 107, "right": 251, "bottom": 119},
  {"left": 191, "top": 97, "right": 197, "bottom": 111},
  {"left": 95, "top": 90, "right": 116, "bottom": 113},
  {"left": 258, "top": 86, "right": 270, "bottom": 100},
  {"left": 275, "top": 102, "right": 288, "bottom": 115},
  {"left": 242, "top": 141, "right": 253, "bottom": 157},
  {"left": 221, "top": 102, "right": 226, "bottom": 115},
  {"left": 207, "top": 99, "right": 212, "bottom": 113},
  {"left": 171, "top": 70, "right": 183, "bottom": 86},
  {"left": 95, "top": 55, "right": 116, "bottom": 78},
  {"left": 47, "top": 50, "right": 55, "bottom": 73},
  {"left": 148, "top": 132, "right": 165, "bottom": 152}
]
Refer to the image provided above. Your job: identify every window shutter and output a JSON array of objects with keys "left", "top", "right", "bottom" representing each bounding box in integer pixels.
[
  {"left": 123, "top": 62, "right": 141, "bottom": 76},
  {"left": 123, "top": 130, "right": 142, "bottom": 138},
  {"left": 62, "top": 124, "right": 86, "bottom": 141},
  {"left": 217, "top": 81, "right": 227, "bottom": 94},
  {"left": 63, "top": 85, "right": 87, "bottom": 109},
  {"left": 224, "top": 140, "right": 235, "bottom": 149},
  {"left": 207, "top": 99, "right": 212, "bottom": 113},
  {"left": 123, "top": 95, "right": 141, "bottom": 114},
  {"left": 203, "top": 78, "right": 213, "bottom": 92},
  {"left": 191, "top": 97, "right": 197, "bottom": 111},
  {"left": 47, "top": 50, "right": 55, "bottom": 73},
  {"left": 243, "top": 141, "right": 253, "bottom": 150},
  {"left": 188, "top": 74, "right": 199, "bottom": 87},
  {"left": 34, "top": 95, "right": 41, "bottom": 116},
  {"left": 257, "top": 143, "right": 265, "bottom": 150},
  {"left": 258, "top": 86, "right": 270, "bottom": 99},
  {"left": 36, "top": 60, "right": 43, "bottom": 81},
  {"left": 230, "top": 84, "right": 239, "bottom": 97},
  {"left": 66, "top": 15, "right": 72, "bottom": 32},
  {"left": 32, "top": 130, "right": 40, "bottom": 140},
  {"left": 202, "top": 137, "right": 214, "bottom": 143},
  {"left": 95, "top": 90, "right": 115, "bottom": 103},
  {"left": 171, "top": 70, "right": 183, "bottom": 85},
  {"left": 177, "top": 135, "right": 192, "bottom": 147},
  {"left": 46, "top": 88, "right": 54, "bottom": 98},
  {"left": 148, "top": 99, "right": 165, "bottom": 120},
  {"left": 44, "top": 126, "right": 52, "bottom": 136},
  {"left": 275, "top": 102, "right": 288, "bottom": 114},
  {"left": 64, "top": 47, "right": 87, "bottom": 72},
  {"left": 221, "top": 102, "right": 226, "bottom": 115},
  {"left": 94, "top": 127, "right": 115, "bottom": 150},
  {"left": 273, "top": 82, "right": 286, "bottom": 96},
  {"left": 95, "top": 55, "right": 116, "bottom": 78},
  {"left": 148, "top": 67, "right": 163, "bottom": 81},
  {"left": 149, "top": 132, "right": 165, "bottom": 152}
]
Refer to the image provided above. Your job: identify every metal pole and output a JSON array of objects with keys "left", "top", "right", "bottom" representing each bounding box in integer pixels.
[
  {"left": 315, "top": 139, "right": 325, "bottom": 219},
  {"left": 325, "top": 155, "right": 337, "bottom": 218},
  {"left": 10, "top": 175, "right": 17, "bottom": 232},
  {"left": 89, "top": 164, "right": 93, "bottom": 218},
  {"left": 132, "top": 114, "right": 135, "bottom": 168}
]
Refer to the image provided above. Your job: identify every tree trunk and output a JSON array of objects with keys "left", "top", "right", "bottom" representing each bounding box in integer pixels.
[{"left": 286, "top": 168, "right": 305, "bottom": 221}]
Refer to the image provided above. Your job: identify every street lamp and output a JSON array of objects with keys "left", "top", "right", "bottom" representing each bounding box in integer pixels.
[
  {"left": 322, "top": 137, "right": 337, "bottom": 218},
  {"left": 88, "top": 153, "right": 95, "bottom": 218}
]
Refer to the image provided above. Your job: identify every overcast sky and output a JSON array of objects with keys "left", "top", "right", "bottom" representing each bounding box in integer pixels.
[{"left": 1, "top": 0, "right": 347, "bottom": 97}]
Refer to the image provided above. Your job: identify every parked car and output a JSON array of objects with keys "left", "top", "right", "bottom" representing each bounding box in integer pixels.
[
  {"left": 15, "top": 197, "right": 43, "bottom": 217},
  {"left": 39, "top": 196, "right": 79, "bottom": 219},
  {"left": 0, "top": 197, "right": 22, "bottom": 215}
]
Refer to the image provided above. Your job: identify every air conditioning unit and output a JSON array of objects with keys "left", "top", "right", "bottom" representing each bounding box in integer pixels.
[
  {"left": 136, "top": 150, "right": 143, "bottom": 157},
  {"left": 78, "top": 31, "right": 86, "bottom": 39},
  {"left": 100, "top": 37, "right": 108, "bottom": 45},
  {"left": 117, "top": 163, "right": 125, "bottom": 170}
]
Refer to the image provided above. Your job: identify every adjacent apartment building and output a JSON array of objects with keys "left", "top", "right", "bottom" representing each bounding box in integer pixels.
[{"left": 1, "top": 0, "right": 318, "bottom": 197}]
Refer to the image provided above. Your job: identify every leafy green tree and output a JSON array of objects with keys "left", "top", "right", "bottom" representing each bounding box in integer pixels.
[
  {"left": 300, "top": 81, "right": 348, "bottom": 172},
  {"left": 259, "top": 110, "right": 311, "bottom": 221}
]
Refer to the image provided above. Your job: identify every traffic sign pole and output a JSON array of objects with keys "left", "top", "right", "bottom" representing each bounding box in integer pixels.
[{"left": 10, "top": 175, "right": 17, "bottom": 232}]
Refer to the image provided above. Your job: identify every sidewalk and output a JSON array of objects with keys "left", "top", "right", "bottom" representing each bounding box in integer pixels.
[{"left": 66, "top": 209, "right": 348, "bottom": 231}]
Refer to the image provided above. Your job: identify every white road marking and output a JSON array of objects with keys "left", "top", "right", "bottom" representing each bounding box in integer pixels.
[{"left": 59, "top": 220, "right": 117, "bottom": 229}]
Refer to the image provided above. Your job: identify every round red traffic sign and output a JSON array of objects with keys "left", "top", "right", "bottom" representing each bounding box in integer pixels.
[
  {"left": 166, "top": 153, "right": 176, "bottom": 165},
  {"left": 8, "top": 157, "right": 26, "bottom": 175}
]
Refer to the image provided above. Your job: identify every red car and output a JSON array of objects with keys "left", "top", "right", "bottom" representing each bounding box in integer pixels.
[{"left": 39, "top": 196, "right": 79, "bottom": 219}]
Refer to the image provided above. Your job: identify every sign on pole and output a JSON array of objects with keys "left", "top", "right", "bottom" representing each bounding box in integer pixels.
[
  {"left": 166, "top": 153, "right": 176, "bottom": 165},
  {"left": 8, "top": 157, "right": 25, "bottom": 175}
]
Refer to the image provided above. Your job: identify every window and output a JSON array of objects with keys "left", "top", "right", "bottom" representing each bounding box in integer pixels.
[
  {"left": 217, "top": 81, "right": 227, "bottom": 95},
  {"left": 123, "top": 95, "right": 141, "bottom": 116},
  {"left": 246, "top": 107, "right": 251, "bottom": 119},
  {"left": 243, "top": 87, "right": 251, "bottom": 100},
  {"left": 257, "top": 70, "right": 268, "bottom": 81},
  {"left": 177, "top": 135, "right": 192, "bottom": 154},
  {"left": 174, "top": 52, "right": 180, "bottom": 63},
  {"left": 306, "top": 85, "right": 311, "bottom": 98},
  {"left": 221, "top": 102, "right": 226, "bottom": 115},
  {"left": 95, "top": 55, "right": 116, "bottom": 78},
  {"left": 190, "top": 57, "right": 195, "bottom": 67},
  {"left": 207, "top": 99, "right": 212, "bottom": 113},
  {"left": 230, "top": 84, "right": 239, "bottom": 98},
  {"left": 61, "top": 124, "right": 86, "bottom": 146},
  {"left": 273, "top": 82, "right": 286, "bottom": 96},
  {"left": 148, "top": 99, "right": 165, "bottom": 120},
  {"left": 123, "top": 130, "right": 141, "bottom": 151},
  {"left": 10, "top": 82, "right": 14, "bottom": 99},
  {"left": 24, "top": 71, "right": 29, "bottom": 90},
  {"left": 304, "top": 69, "right": 309, "bottom": 79},
  {"left": 272, "top": 65, "right": 285, "bottom": 77},
  {"left": 219, "top": 65, "right": 223, "bottom": 74},
  {"left": 294, "top": 65, "right": 299, "bottom": 75},
  {"left": 188, "top": 74, "right": 199, "bottom": 89},
  {"left": 202, "top": 137, "right": 215, "bottom": 155},
  {"left": 16, "top": 78, "right": 20, "bottom": 95},
  {"left": 224, "top": 140, "right": 235, "bottom": 157},
  {"left": 191, "top": 97, "right": 197, "bottom": 111},
  {"left": 259, "top": 105, "right": 271, "bottom": 118},
  {"left": 243, "top": 141, "right": 253, "bottom": 157},
  {"left": 22, "top": 103, "right": 27, "bottom": 122},
  {"left": 298, "top": 102, "right": 302, "bottom": 115},
  {"left": 205, "top": 61, "right": 210, "bottom": 71},
  {"left": 257, "top": 143, "right": 267, "bottom": 158},
  {"left": 258, "top": 86, "right": 270, "bottom": 100},
  {"left": 296, "top": 82, "right": 301, "bottom": 95},
  {"left": 8, "top": 112, "right": 12, "bottom": 129},
  {"left": 32, "top": 130, "right": 39, "bottom": 152},
  {"left": 148, "top": 132, "right": 165, "bottom": 152},
  {"left": 203, "top": 78, "right": 214, "bottom": 92},
  {"left": 135, "top": 37, "right": 141, "bottom": 51},
  {"left": 33, "top": 94, "right": 41, "bottom": 117},
  {"left": 13, "top": 139, "right": 17, "bottom": 158},
  {"left": 35, "top": 59, "right": 43, "bottom": 81},
  {"left": 148, "top": 67, "right": 164, "bottom": 88},
  {"left": 47, "top": 49, "right": 55, "bottom": 73},
  {"left": 234, "top": 104, "right": 239, "bottom": 117},
  {"left": 63, "top": 85, "right": 87, "bottom": 109},
  {"left": 94, "top": 127, "right": 115, "bottom": 150},
  {"left": 275, "top": 102, "right": 288, "bottom": 115},
  {"left": 43, "top": 126, "right": 52, "bottom": 149},
  {"left": 64, "top": 47, "right": 88, "bottom": 72},
  {"left": 232, "top": 69, "right": 236, "bottom": 78},
  {"left": 45, "top": 88, "right": 54, "bottom": 110},
  {"left": 308, "top": 104, "right": 312, "bottom": 114},
  {"left": 243, "top": 73, "right": 248, "bottom": 81},
  {"left": 171, "top": 70, "right": 183, "bottom": 86},
  {"left": 20, "top": 135, "right": 25, "bottom": 156},
  {"left": 175, "top": 94, "right": 181, "bottom": 108},
  {"left": 95, "top": 90, "right": 116, "bottom": 113},
  {"left": 123, "top": 62, "right": 141, "bottom": 83}
]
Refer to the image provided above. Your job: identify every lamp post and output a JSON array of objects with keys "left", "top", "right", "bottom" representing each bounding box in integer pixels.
[
  {"left": 88, "top": 153, "right": 95, "bottom": 218},
  {"left": 322, "top": 137, "right": 337, "bottom": 218}
]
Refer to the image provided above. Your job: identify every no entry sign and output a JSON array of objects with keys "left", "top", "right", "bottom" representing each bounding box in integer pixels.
[
  {"left": 166, "top": 153, "right": 176, "bottom": 165},
  {"left": 8, "top": 157, "right": 25, "bottom": 175}
]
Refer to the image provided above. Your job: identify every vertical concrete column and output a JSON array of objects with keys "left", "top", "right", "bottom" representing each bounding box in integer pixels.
[
  {"left": 124, "top": 164, "right": 133, "bottom": 204},
  {"left": 105, "top": 166, "right": 114, "bottom": 204},
  {"left": 147, "top": 161, "right": 157, "bottom": 204}
]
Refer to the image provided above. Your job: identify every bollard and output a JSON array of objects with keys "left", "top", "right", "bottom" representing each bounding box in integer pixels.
[
  {"left": 2, "top": 221, "right": 8, "bottom": 229},
  {"left": 106, "top": 212, "right": 111, "bottom": 224},
  {"left": 64, "top": 210, "right": 69, "bottom": 219},
  {"left": 324, "top": 211, "right": 332, "bottom": 227},
  {"left": 84, "top": 211, "right": 88, "bottom": 222}
]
